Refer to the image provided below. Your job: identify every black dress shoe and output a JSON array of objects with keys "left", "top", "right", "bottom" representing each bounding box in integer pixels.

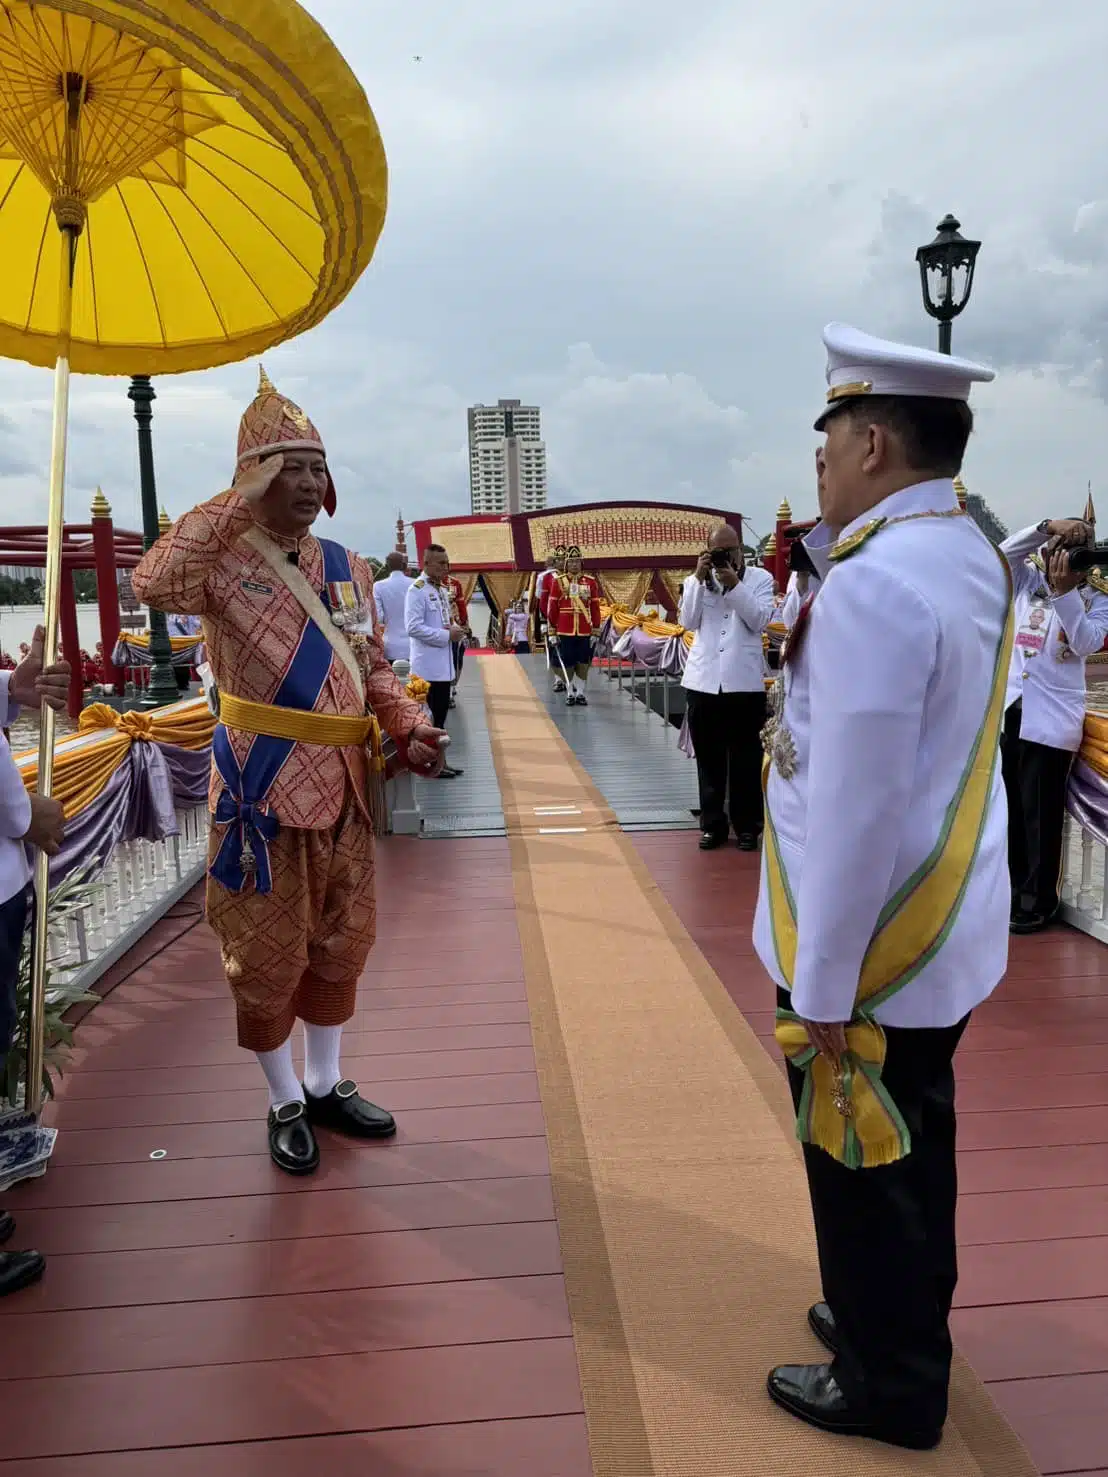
[
  {"left": 699, "top": 831, "right": 726, "bottom": 851},
  {"left": 808, "top": 1301, "right": 838, "bottom": 1354},
  {"left": 1010, "top": 909, "right": 1048, "bottom": 935},
  {"left": 304, "top": 1079, "right": 397, "bottom": 1139},
  {"left": 267, "top": 1101, "right": 320, "bottom": 1175},
  {"left": 0, "top": 1210, "right": 14, "bottom": 1247},
  {"left": 735, "top": 832, "right": 759, "bottom": 852},
  {"left": 767, "top": 1363, "right": 941, "bottom": 1450},
  {"left": 575, "top": 693, "right": 588, "bottom": 706},
  {"left": 0, "top": 1250, "right": 46, "bottom": 1299}
]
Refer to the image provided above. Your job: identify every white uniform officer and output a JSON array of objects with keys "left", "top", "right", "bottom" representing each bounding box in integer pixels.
[
  {"left": 756, "top": 323, "right": 1007, "bottom": 1450},
  {"left": 405, "top": 543, "right": 466, "bottom": 778},
  {"left": 1000, "top": 520, "right": 1108, "bottom": 932},
  {"left": 372, "top": 553, "right": 414, "bottom": 665}
]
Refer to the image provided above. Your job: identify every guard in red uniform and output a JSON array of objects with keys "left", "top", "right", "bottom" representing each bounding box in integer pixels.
[
  {"left": 547, "top": 547, "right": 602, "bottom": 706},
  {"left": 539, "top": 547, "right": 568, "bottom": 692},
  {"left": 447, "top": 573, "right": 471, "bottom": 706}
]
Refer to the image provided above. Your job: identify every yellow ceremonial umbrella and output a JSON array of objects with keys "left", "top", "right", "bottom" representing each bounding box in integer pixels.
[{"left": 0, "top": 0, "right": 388, "bottom": 1112}]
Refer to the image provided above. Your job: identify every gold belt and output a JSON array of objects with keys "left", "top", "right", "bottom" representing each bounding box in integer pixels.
[{"left": 220, "top": 692, "right": 381, "bottom": 755}]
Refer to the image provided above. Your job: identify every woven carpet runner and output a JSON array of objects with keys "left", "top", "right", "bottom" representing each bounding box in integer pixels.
[{"left": 478, "top": 655, "right": 1039, "bottom": 1477}]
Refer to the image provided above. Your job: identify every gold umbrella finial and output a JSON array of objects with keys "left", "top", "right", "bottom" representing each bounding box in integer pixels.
[
  {"left": 953, "top": 475, "right": 967, "bottom": 508},
  {"left": 1084, "top": 482, "right": 1096, "bottom": 527},
  {"left": 90, "top": 486, "right": 111, "bottom": 518},
  {"left": 764, "top": 534, "right": 777, "bottom": 558},
  {"left": 776, "top": 499, "right": 792, "bottom": 520},
  {"left": 258, "top": 364, "right": 276, "bottom": 396},
  {"left": 158, "top": 506, "right": 171, "bottom": 534}
]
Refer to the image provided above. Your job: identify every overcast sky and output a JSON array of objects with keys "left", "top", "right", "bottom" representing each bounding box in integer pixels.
[{"left": 3, "top": 0, "right": 1108, "bottom": 555}]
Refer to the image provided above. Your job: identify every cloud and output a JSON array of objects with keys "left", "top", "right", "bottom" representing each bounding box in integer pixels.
[{"left": 1, "top": 0, "right": 1108, "bottom": 552}]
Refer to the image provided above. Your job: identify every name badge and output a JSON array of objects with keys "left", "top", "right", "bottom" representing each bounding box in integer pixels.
[{"left": 241, "top": 578, "right": 273, "bottom": 596}]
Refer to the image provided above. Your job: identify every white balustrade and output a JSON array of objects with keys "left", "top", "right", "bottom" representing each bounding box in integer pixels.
[
  {"left": 46, "top": 801, "right": 210, "bottom": 996},
  {"left": 1059, "top": 814, "right": 1108, "bottom": 944}
]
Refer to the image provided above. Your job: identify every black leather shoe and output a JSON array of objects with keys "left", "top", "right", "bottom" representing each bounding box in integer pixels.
[
  {"left": 267, "top": 1101, "right": 319, "bottom": 1175},
  {"left": 304, "top": 1080, "right": 397, "bottom": 1139},
  {"left": 699, "top": 831, "right": 726, "bottom": 851},
  {"left": 736, "top": 832, "right": 759, "bottom": 852},
  {"left": 0, "top": 1250, "right": 46, "bottom": 1299},
  {"left": 1010, "top": 909, "right": 1048, "bottom": 935},
  {"left": 808, "top": 1301, "right": 838, "bottom": 1354},
  {"left": 0, "top": 1210, "right": 13, "bottom": 1246},
  {"left": 767, "top": 1364, "right": 941, "bottom": 1450}
]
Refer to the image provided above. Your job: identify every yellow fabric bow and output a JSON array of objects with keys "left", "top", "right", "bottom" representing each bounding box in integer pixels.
[{"left": 774, "top": 1013, "right": 907, "bottom": 1169}]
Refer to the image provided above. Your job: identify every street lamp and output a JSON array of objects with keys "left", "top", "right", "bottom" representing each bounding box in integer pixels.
[
  {"left": 915, "top": 213, "right": 981, "bottom": 356},
  {"left": 127, "top": 375, "right": 180, "bottom": 708}
]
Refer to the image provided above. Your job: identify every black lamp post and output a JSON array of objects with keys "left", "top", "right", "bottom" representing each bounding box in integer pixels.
[
  {"left": 915, "top": 214, "right": 981, "bottom": 355},
  {"left": 127, "top": 375, "right": 180, "bottom": 708}
]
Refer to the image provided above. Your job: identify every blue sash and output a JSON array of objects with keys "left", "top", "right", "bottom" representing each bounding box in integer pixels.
[{"left": 210, "top": 539, "right": 355, "bottom": 894}]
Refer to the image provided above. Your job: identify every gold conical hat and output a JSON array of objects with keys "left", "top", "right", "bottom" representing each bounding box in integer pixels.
[{"left": 234, "top": 365, "right": 336, "bottom": 515}]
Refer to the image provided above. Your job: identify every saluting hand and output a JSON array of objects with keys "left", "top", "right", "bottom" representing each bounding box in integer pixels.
[{"left": 235, "top": 454, "right": 285, "bottom": 507}]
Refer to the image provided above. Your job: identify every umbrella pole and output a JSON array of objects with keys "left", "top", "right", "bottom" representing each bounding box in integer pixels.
[{"left": 24, "top": 222, "right": 79, "bottom": 1115}]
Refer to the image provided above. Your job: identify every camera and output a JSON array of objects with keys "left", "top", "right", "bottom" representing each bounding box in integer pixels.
[
  {"left": 1063, "top": 544, "right": 1108, "bottom": 573},
  {"left": 709, "top": 549, "right": 736, "bottom": 568}
]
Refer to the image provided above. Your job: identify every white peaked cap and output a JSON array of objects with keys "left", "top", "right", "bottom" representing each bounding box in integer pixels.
[{"left": 814, "top": 322, "right": 995, "bottom": 430}]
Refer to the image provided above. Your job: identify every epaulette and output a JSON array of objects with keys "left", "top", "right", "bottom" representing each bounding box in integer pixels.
[
  {"left": 1088, "top": 568, "right": 1108, "bottom": 598},
  {"left": 827, "top": 516, "right": 886, "bottom": 563},
  {"left": 413, "top": 578, "right": 425, "bottom": 589}
]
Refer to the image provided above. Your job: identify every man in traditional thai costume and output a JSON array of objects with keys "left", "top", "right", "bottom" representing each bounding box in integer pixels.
[
  {"left": 546, "top": 547, "right": 602, "bottom": 706},
  {"left": 133, "top": 370, "right": 445, "bottom": 1175},
  {"left": 757, "top": 325, "right": 1007, "bottom": 1449}
]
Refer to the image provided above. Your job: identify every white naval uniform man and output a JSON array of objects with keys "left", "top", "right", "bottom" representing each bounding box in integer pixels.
[
  {"left": 373, "top": 553, "right": 415, "bottom": 665},
  {"left": 405, "top": 544, "right": 466, "bottom": 778},
  {"left": 755, "top": 323, "right": 1008, "bottom": 1451},
  {"left": 999, "top": 520, "right": 1108, "bottom": 933},
  {"left": 679, "top": 527, "right": 775, "bottom": 851}
]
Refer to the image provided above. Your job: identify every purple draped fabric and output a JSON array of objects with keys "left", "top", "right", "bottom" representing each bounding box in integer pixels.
[
  {"left": 46, "top": 739, "right": 211, "bottom": 886},
  {"left": 1066, "top": 758, "right": 1108, "bottom": 848},
  {"left": 612, "top": 627, "right": 688, "bottom": 677},
  {"left": 111, "top": 638, "right": 204, "bottom": 669}
]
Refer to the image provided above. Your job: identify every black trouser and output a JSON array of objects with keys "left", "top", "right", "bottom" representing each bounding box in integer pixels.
[
  {"left": 452, "top": 642, "right": 465, "bottom": 683},
  {"left": 1001, "top": 700, "right": 1072, "bottom": 917},
  {"left": 684, "top": 688, "right": 766, "bottom": 838},
  {"left": 427, "top": 680, "right": 452, "bottom": 732},
  {"left": 780, "top": 986, "right": 970, "bottom": 1434},
  {"left": 0, "top": 886, "right": 30, "bottom": 1078}
]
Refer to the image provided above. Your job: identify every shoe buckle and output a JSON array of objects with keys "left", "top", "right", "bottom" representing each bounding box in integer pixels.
[{"left": 335, "top": 1079, "right": 358, "bottom": 1099}]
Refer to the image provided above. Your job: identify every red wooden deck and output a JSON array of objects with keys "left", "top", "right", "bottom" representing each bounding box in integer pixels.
[
  {"left": 632, "top": 833, "right": 1108, "bottom": 1477},
  {"left": 0, "top": 833, "right": 1102, "bottom": 1473}
]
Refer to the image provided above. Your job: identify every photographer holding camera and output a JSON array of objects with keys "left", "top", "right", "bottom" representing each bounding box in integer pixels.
[
  {"left": 680, "top": 524, "right": 775, "bottom": 851},
  {"left": 1001, "top": 515, "right": 1108, "bottom": 933}
]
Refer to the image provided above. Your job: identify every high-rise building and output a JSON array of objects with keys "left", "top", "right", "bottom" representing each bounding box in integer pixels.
[{"left": 467, "top": 399, "right": 548, "bottom": 515}]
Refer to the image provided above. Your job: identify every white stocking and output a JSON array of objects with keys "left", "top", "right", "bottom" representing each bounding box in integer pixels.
[
  {"left": 303, "top": 1022, "right": 344, "bottom": 1098},
  {"left": 256, "top": 1040, "right": 304, "bottom": 1111}
]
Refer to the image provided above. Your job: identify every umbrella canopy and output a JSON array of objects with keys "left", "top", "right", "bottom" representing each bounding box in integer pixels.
[{"left": 0, "top": 0, "right": 387, "bottom": 374}]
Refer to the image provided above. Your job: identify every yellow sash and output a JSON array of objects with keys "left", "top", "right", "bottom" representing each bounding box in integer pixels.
[
  {"left": 220, "top": 692, "right": 383, "bottom": 769},
  {"left": 765, "top": 562, "right": 1014, "bottom": 1168}
]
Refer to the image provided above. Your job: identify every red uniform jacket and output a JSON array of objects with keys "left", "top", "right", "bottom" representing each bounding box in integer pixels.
[
  {"left": 547, "top": 572, "right": 602, "bottom": 637},
  {"left": 447, "top": 576, "right": 469, "bottom": 629}
]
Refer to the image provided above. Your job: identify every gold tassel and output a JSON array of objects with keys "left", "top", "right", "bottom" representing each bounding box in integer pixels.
[{"left": 366, "top": 722, "right": 388, "bottom": 837}]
